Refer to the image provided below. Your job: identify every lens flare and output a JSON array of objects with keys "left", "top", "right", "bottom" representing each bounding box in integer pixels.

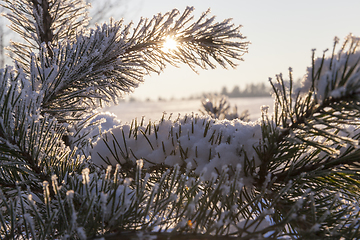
[{"left": 162, "top": 36, "right": 178, "bottom": 52}]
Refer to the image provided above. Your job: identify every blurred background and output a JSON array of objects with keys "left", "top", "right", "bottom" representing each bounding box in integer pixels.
[
  {"left": 108, "top": 0, "right": 360, "bottom": 102},
  {"left": 2, "top": 0, "right": 360, "bottom": 121}
]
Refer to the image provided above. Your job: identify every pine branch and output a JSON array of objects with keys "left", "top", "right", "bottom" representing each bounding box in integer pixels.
[
  {"left": 2, "top": 0, "right": 89, "bottom": 68},
  {"left": 124, "top": 7, "right": 248, "bottom": 71},
  {"left": 3, "top": 2, "right": 248, "bottom": 121},
  {"left": 255, "top": 36, "right": 360, "bottom": 188},
  {"left": 2, "top": 0, "right": 360, "bottom": 238},
  {"left": 274, "top": 149, "right": 360, "bottom": 184},
  {"left": 0, "top": 67, "right": 83, "bottom": 197},
  {"left": 30, "top": 0, "right": 54, "bottom": 57},
  {"left": 0, "top": 163, "right": 311, "bottom": 239},
  {"left": 241, "top": 36, "right": 360, "bottom": 237},
  {"left": 23, "top": 7, "right": 248, "bottom": 120}
]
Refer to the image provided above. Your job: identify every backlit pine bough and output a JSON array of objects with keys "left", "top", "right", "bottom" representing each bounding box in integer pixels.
[{"left": 0, "top": 0, "right": 360, "bottom": 239}]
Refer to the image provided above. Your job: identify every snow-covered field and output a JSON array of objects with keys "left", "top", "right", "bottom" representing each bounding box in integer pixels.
[{"left": 102, "top": 97, "right": 274, "bottom": 123}]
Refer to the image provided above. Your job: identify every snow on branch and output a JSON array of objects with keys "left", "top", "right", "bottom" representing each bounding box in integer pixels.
[
  {"left": 269, "top": 35, "right": 360, "bottom": 153},
  {"left": 0, "top": 66, "right": 83, "bottom": 195},
  {"left": 299, "top": 34, "right": 360, "bottom": 103},
  {"left": 91, "top": 114, "right": 262, "bottom": 185},
  {"left": 6, "top": 1, "right": 360, "bottom": 238},
  {"left": 258, "top": 35, "right": 360, "bottom": 189}
]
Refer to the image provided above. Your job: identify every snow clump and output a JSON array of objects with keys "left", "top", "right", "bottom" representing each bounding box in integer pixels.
[{"left": 91, "top": 114, "right": 262, "bottom": 185}]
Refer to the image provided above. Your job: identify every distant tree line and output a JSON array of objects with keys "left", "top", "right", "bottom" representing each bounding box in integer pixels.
[
  {"left": 220, "top": 82, "right": 271, "bottom": 98},
  {"left": 219, "top": 79, "right": 302, "bottom": 98}
]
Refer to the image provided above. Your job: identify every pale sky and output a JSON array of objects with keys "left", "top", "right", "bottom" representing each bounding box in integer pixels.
[{"left": 109, "top": 0, "right": 360, "bottom": 100}]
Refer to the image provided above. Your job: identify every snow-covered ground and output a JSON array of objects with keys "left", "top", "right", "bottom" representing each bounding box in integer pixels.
[{"left": 102, "top": 97, "right": 274, "bottom": 123}]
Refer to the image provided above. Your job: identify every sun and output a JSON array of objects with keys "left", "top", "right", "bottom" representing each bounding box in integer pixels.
[{"left": 162, "top": 36, "right": 178, "bottom": 52}]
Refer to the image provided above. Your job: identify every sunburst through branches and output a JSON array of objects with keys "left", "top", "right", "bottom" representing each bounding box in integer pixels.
[{"left": 162, "top": 36, "right": 179, "bottom": 52}]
